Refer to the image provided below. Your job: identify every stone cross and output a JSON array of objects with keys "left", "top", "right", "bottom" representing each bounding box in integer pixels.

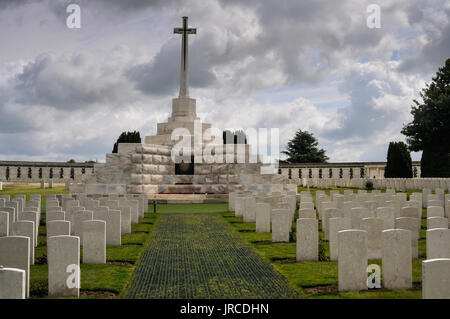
[{"left": 174, "top": 16, "right": 196, "bottom": 98}]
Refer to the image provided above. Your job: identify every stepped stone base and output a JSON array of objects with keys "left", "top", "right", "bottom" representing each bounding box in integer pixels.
[{"left": 70, "top": 97, "right": 293, "bottom": 197}]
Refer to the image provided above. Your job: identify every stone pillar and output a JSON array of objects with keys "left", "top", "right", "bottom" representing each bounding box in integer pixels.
[
  {"left": 40, "top": 180, "right": 45, "bottom": 189},
  {"left": 48, "top": 235, "right": 80, "bottom": 297},
  {"left": 381, "top": 229, "right": 412, "bottom": 289},
  {"left": 296, "top": 218, "right": 318, "bottom": 261},
  {"left": 422, "top": 258, "right": 450, "bottom": 299},
  {"left": 48, "top": 179, "right": 53, "bottom": 189},
  {"left": 0, "top": 267, "right": 26, "bottom": 299},
  {"left": 338, "top": 230, "right": 368, "bottom": 292},
  {"left": 0, "top": 181, "right": 2, "bottom": 191}
]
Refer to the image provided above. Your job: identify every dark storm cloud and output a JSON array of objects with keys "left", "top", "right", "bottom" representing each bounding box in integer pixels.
[
  {"left": 127, "top": 37, "right": 216, "bottom": 95},
  {"left": 399, "top": 5, "right": 450, "bottom": 74},
  {"left": 11, "top": 52, "right": 134, "bottom": 110}
]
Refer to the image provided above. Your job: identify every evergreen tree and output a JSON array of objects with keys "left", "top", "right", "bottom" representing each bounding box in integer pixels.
[
  {"left": 281, "top": 130, "right": 329, "bottom": 163},
  {"left": 112, "top": 131, "right": 142, "bottom": 153},
  {"left": 402, "top": 58, "right": 450, "bottom": 177},
  {"left": 384, "top": 141, "right": 412, "bottom": 178}
]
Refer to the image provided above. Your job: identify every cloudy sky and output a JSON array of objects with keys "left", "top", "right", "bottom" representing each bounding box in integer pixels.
[{"left": 0, "top": 0, "right": 448, "bottom": 163}]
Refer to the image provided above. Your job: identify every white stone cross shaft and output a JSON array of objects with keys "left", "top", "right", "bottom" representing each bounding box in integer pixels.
[{"left": 174, "top": 16, "right": 196, "bottom": 98}]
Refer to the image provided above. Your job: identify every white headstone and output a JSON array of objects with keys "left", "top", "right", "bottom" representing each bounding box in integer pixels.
[
  {"left": 0, "top": 236, "right": 30, "bottom": 297},
  {"left": 0, "top": 267, "right": 26, "bottom": 299},
  {"left": 272, "top": 209, "right": 290, "bottom": 243},
  {"left": 395, "top": 217, "right": 420, "bottom": 258},
  {"left": 428, "top": 206, "right": 444, "bottom": 218},
  {"left": 46, "top": 211, "right": 65, "bottom": 223},
  {"left": 360, "top": 218, "right": 383, "bottom": 259},
  {"left": 107, "top": 210, "right": 122, "bottom": 246},
  {"left": 381, "top": 229, "right": 412, "bottom": 289},
  {"left": 350, "top": 207, "right": 373, "bottom": 229},
  {"left": 19, "top": 211, "right": 39, "bottom": 247},
  {"left": 427, "top": 228, "right": 450, "bottom": 259},
  {"left": 375, "top": 207, "right": 395, "bottom": 230},
  {"left": 422, "top": 258, "right": 450, "bottom": 299},
  {"left": 255, "top": 203, "right": 271, "bottom": 233},
  {"left": 229, "top": 192, "right": 237, "bottom": 212},
  {"left": 243, "top": 197, "right": 256, "bottom": 223},
  {"left": 47, "top": 235, "right": 80, "bottom": 297},
  {"left": 329, "top": 217, "right": 351, "bottom": 261},
  {"left": 427, "top": 217, "right": 448, "bottom": 230},
  {"left": 0, "top": 211, "right": 9, "bottom": 237},
  {"left": 82, "top": 220, "right": 106, "bottom": 264},
  {"left": 119, "top": 206, "right": 131, "bottom": 234},
  {"left": 11, "top": 221, "right": 35, "bottom": 265},
  {"left": 296, "top": 218, "right": 318, "bottom": 261},
  {"left": 72, "top": 210, "right": 93, "bottom": 243},
  {"left": 47, "top": 220, "right": 71, "bottom": 237},
  {"left": 298, "top": 208, "right": 316, "bottom": 219},
  {"left": 338, "top": 230, "right": 368, "bottom": 291}
]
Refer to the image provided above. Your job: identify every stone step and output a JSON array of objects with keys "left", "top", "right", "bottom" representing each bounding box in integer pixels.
[{"left": 145, "top": 193, "right": 228, "bottom": 204}]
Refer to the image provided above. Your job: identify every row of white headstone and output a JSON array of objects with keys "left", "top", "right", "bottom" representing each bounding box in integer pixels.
[
  {"left": 229, "top": 189, "right": 450, "bottom": 298},
  {"left": 307, "top": 178, "right": 450, "bottom": 192},
  {"left": 0, "top": 193, "right": 148, "bottom": 299}
]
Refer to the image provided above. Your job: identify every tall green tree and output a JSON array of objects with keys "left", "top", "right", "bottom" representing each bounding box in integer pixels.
[
  {"left": 112, "top": 131, "right": 141, "bottom": 153},
  {"left": 384, "top": 141, "right": 412, "bottom": 178},
  {"left": 402, "top": 58, "right": 450, "bottom": 177},
  {"left": 282, "top": 130, "right": 329, "bottom": 163}
]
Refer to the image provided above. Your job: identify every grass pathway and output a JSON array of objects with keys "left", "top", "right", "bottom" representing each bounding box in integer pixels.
[{"left": 123, "top": 212, "right": 298, "bottom": 299}]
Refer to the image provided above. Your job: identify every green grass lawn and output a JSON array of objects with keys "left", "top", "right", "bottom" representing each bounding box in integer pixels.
[
  {"left": 154, "top": 203, "right": 228, "bottom": 214},
  {"left": 221, "top": 186, "right": 428, "bottom": 299},
  {"left": 1, "top": 185, "right": 160, "bottom": 298}
]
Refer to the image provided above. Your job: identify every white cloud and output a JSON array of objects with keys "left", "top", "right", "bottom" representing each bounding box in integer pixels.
[{"left": 0, "top": 0, "right": 448, "bottom": 163}]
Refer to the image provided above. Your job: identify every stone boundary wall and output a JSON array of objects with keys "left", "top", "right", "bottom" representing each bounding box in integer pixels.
[
  {"left": 0, "top": 161, "right": 95, "bottom": 183},
  {"left": 279, "top": 161, "right": 422, "bottom": 180}
]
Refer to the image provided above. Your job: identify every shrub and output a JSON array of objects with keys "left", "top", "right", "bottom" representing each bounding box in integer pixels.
[
  {"left": 365, "top": 180, "right": 374, "bottom": 190},
  {"left": 318, "top": 242, "right": 328, "bottom": 261}
]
